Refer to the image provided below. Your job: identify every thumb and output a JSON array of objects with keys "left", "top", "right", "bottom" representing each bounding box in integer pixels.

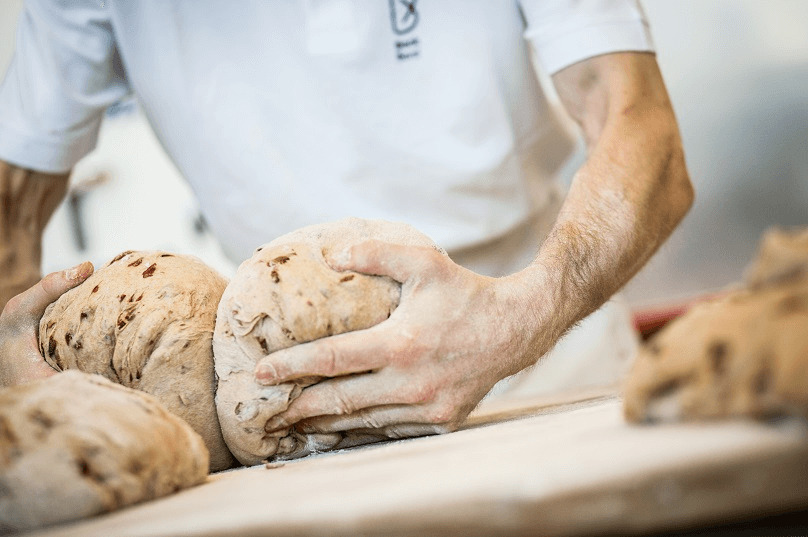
[{"left": 15, "top": 261, "right": 94, "bottom": 321}]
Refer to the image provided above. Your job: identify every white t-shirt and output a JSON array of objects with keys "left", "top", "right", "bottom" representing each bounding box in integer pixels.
[{"left": 0, "top": 0, "right": 653, "bottom": 264}]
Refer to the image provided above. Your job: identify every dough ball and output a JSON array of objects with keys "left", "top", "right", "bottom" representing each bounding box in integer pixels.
[
  {"left": 624, "top": 227, "right": 808, "bottom": 423},
  {"left": 214, "top": 218, "right": 445, "bottom": 465},
  {"left": 0, "top": 371, "right": 208, "bottom": 532},
  {"left": 743, "top": 227, "right": 808, "bottom": 288},
  {"left": 39, "top": 251, "right": 235, "bottom": 471}
]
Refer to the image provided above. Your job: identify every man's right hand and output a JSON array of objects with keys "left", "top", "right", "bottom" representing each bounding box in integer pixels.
[{"left": 0, "top": 262, "right": 93, "bottom": 389}]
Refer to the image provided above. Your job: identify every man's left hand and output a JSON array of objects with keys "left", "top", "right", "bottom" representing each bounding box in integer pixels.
[{"left": 0, "top": 261, "right": 93, "bottom": 389}]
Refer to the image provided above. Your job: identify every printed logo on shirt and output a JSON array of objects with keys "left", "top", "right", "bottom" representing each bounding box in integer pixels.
[
  {"left": 389, "top": 0, "right": 419, "bottom": 34},
  {"left": 389, "top": 0, "right": 420, "bottom": 61}
]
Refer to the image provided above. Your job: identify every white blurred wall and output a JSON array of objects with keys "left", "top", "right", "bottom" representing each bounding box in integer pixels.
[
  {"left": 624, "top": 0, "right": 808, "bottom": 306},
  {"left": 0, "top": 0, "right": 20, "bottom": 76},
  {"left": 1, "top": 1, "right": 807, "bottom": 305}
]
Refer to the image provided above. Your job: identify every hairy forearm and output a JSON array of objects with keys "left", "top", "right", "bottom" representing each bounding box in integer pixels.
[
  {"left": 510, "top": 54, "right": 694, "bottom": 359},
  {"left": 0, "top": 160, "right": 69, "bottom": 310},
  {"left": 535, "top": 112, "right": 690, "bottom": 338}
]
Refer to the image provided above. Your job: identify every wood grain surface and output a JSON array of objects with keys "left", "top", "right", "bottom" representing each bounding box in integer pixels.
[{"left": 24, "top": 390, "right": 808, "bottom": 537}]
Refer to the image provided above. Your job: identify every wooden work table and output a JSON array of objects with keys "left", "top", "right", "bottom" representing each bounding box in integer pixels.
[{"left": 26, "top": 388, "right": 808, "bottom": 537}]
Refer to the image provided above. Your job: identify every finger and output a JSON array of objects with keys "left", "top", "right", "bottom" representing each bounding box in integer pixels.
[
  {"left": 264, "top": 371, "right": 428, "bottom": 431},
  {"left": 298, "top": 403, "right": 446, "bottom": 434},
  {"left": 346, "top": 423, "right": 452, "bottom": 439},
  {"left": 326, "top": 240, "right": 441, "bottom": 283},
  {"left": 5, "top": 262, "right": 94, "bottom": 321},
  {"left": 255, "top": 325, "right": 391, "bottom": 385}
]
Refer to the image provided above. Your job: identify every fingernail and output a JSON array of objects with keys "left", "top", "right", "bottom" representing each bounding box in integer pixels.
[
  {"left": 64, "top": 261, "right": 92, "bottom": 281},
  {"left": 255, "top": 363, "right": 277, "bottom": 384}
]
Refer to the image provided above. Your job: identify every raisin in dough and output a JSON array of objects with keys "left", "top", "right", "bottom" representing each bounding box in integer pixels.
[
  {"left": 0, "top": 371, "right": 208, "bottom": 533},
  {"left": 38, "top": 251, "right": 235, "bottom": 471},
  {"left": 624, "top": 228, "right": 808, "bottom": 423},
  {"left": 214, "top": 218, "right": 445, "bottom": 465}
]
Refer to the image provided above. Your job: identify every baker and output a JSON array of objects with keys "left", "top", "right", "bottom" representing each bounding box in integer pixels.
[{"left": 0, "top": 1, "right": 692, "bottom": 438}]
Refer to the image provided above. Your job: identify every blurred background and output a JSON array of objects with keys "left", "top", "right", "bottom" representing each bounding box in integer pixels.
[{"left": 1, "top": 0, "right": 807, "bottom": 309}]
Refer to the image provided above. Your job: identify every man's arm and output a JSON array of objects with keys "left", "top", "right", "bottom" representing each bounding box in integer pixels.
[
  {"left": 0, "top": 159, "right": 94, "bottom": 389},
  {"left": 253, "top": 51, "right": 693, "bottom": 436},
  {"left": 0, "top": 159, "right": 70, "bottom": 311},
  {"left": 519, "top": 51, "right": 694, "bottom": 353}
]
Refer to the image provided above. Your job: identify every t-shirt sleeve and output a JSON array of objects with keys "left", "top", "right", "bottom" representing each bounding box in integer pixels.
[
  {"left": 519, "top": 0, "right": 655, "bottom": 75},
  {"left": 0, "top": 0, "right": 130, "bottom": 173}
]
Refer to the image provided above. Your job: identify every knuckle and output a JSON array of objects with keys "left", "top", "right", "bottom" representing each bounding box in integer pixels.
[
  {"left": 421, "top": 247, "right": 450, "bottom": 276},
  {"left": 389, "top": 329, "right": 430, "bottom": 365},
  {"left": 426, "top": 403, "right": 455, "bottom": 425},
  {"left": 361, "top": 413, "right": 383, "bottom": 429},
  {"left": 330, "top": 386, "right": 354, "bottom": 416},
  {"left": 393, "top": 326, "right": 417, "bottom": 347},
  {"left": 38, "top": 273, "right": 59, "bottom": 295},
  {"left": 318, "top": 343, "right": 342, "bottom": 377},
  {"left": 427, "top": 248, "right": 447, "bottom": 267},
  {"left": 296, "top": 420, "right": 318, "bottom": 434},
  {"left": 384, "top": 426, "right": 409, "bottom": 439},
  {"left": 388, "top": 335, "right": 411, "bottom": 359},
  {"left": 265, "top": 415, "right": 290, "bottom": 432},
  {"left": 405, "top": 383, "right": 436, "bottom": 404}
]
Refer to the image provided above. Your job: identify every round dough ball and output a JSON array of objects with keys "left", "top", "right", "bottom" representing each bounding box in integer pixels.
[
  {"left": 214, "top": 218, "right": 445, "bottom": 465},
  {"left": 39, "top": 250, "right": 235, "bottom": 471},
  {"left": 624, "top": 227, "right": 808, "bottom": 423},
  {"left": 0, "top": 371, "right": 208, "bottom": 533}
]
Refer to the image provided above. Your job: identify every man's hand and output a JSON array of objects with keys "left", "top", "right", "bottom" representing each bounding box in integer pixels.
[
  {"left": 0, "top": 262, "right": 93, "bottom": 389},
  {"left": 254, "top": 241, "right": 548, "bottom": 438}
]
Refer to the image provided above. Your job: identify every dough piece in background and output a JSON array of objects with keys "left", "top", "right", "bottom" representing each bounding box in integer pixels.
[
  {"left": 214, "top": 218, "right": 445, "bottom": 465},
  {"left": 624, "top": 227, "right": 808, "bottom": 423},
  {"left": 743, "top": 227, "right": 808, "bottom": 288},
  {"left": 39, "top": 251, "right": 235, "bottom": 471},
  {"left": 0, "top": 371, "right": 208, "bottom": 533}
]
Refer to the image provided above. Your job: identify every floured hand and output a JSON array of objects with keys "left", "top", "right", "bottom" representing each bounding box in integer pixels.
[
  {"left": 255, "top": 239, "right": 543, "bottom": 438},
  {"left": 0, "top": 262, "right": 93, "bottom": 388}
]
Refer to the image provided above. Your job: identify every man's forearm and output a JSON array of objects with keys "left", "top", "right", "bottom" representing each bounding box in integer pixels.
[
  {"left": 0, "top": 160, "right": 69, "bottom": 310},
  {"left": 512, "top": 53, "right": 694, "bottom": 358},
  {"left": 529, "top": 108, "right": 691, "bottom": 342}
]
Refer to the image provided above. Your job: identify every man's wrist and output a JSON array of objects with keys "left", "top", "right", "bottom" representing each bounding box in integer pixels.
[
  {"left": 498, "top": 263, "right": 570, "bottom": 370},
  {"left": 0, "top": 161, "right": 69, "bottom": 311},
  {"left": 0, "top": 242, "right": 41, "bottom": 311}
]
